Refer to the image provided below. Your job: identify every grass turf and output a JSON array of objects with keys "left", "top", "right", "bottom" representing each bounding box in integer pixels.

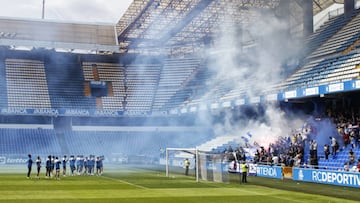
[{"left": 0, "top": 166, "right": 359, "bottom": 203}]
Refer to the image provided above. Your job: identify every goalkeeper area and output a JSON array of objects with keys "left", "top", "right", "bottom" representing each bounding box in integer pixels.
[{"left": 0, "top": 165, "right": 359, "bottom": 203}]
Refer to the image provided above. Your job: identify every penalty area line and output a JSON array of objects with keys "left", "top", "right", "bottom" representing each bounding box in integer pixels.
[{"left": 100, "top": 175, "right": 148, "bottom": 189}]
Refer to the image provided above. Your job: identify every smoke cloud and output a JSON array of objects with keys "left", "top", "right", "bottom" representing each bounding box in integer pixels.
[{"left": 197, "top": 6, "right": 309, "bottom": 147}]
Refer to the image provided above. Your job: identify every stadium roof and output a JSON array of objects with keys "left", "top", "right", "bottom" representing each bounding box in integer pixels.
[
  {"left": 116, "top": 0, "right": 282, "bottom": 54},
  {"left": 313, "top": 0, "right": 344, "bottom": 15},
  {"left": 0, "top": 17, "right": 119, "bottom": 54},
  {"left": 116, "top": 0, "right": 346, "bottom": 55},
  {"left": 0, "top": 0, "right": 347, "bottom": 55}
]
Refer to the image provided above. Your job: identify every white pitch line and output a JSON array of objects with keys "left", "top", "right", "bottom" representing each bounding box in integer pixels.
[{"left": 100, "top": 175, "right": 148, "bottom": 189}]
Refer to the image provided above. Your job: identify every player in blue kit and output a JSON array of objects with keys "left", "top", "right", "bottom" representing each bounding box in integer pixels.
[
  {"left": 76, "top": 155, "right": 84, "bottom": 175},
  {"left": 96, "top": 156, "right": 102, "bottom": 176},
  {"left": 76, "top": 155, "right": 81, "bottom": 174},
  {"left": 69, "top": 155, "right": 76, "bottom": 176},
  {"left": 45, "top": 155, "right": 51, "bottom": 178},
  {"left": 83, "top": 157, "right": 88, "bottom": 175},
  {"left": 62, "top": 155, "right": 67, "bottom": 176},
  {"left": 88, "top": 155, "right": 95, "bottom": 175},
  {"left": 99, "top": 155, "right": 104, "bottom": 175},
  {"left": 35, "top": 156, "right": 41, "bottom": 179},
  {"left": 55, "top": 157, "right": 61, "bottom": 180},
  {"left": 51, "top": 155, "right": 55, "bottom": 177}
]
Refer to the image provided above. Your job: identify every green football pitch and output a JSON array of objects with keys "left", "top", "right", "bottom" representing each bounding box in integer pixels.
[{"left": 0, "top": 165, "right": 359, "bottom": 203}]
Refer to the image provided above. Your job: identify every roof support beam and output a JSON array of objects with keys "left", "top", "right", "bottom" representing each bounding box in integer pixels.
[
  {"left": 118, "top": 0, "right": 156, "bottom": 41},
  {"left": 157, "top": 0, "right": 214, "bottom": 46}
]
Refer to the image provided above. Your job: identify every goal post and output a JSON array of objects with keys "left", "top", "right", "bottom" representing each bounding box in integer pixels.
[
  {"left": 165, "top": 147, "right": 229, "bottom": 183},
  {"left": 165, "top": 148, "right": 199, "bottom": 181}
]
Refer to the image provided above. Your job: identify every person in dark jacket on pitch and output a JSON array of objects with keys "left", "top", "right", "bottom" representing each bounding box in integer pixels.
[{"left": 26, "top": 154, "right": 33, "bottom": 179}]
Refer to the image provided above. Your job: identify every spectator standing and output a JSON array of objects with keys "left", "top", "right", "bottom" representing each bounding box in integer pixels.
[
  {"left": 330, "top": 137, "right": 338, "bottom": 156},
  {"left": 349, "top": 149, "right": 356, "bottom": 165},
  {"left": 309, "top": 140, "right": 318, "bottom": 159},
  {"left": 324, "top": 144, "right": 330, "bottom": 160},
  {"left": 272, "top": 154, "right": 279, "bottom": 166},
  {"left": 349, "top": 131, "right": 356, "bottom": 149}
]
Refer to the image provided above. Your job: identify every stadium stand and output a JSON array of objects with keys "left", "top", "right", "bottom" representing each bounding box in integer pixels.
[
  {"left": 305, "top": 7, "right": 355, "bottom": 55},
  {"left": 124, "top": 63, "right": 161, "bottom": 112},
  {"left": 82, "top": 62, "right": 125, "bottom": 110},
  {"left": 228, "top": 9, "right": 360, "bottom": 99},
  {"left": 308, "top": 9, "right": 360, "bottom": 59},
  {"left": 0, "top": 128, "right": 61, "bottom": 155},
  {"left": 283, "top": 52, "right": 360, "bottom": 89},
  {"left": 318, "top": 145, "right": 360, "bottom": 170},
  {"left": 152, "top": 58, "right": 201, "bottom": 111},
  {"left": 196, "top": 136, "right": 239, "bottom": 152},
  {"left": 46, "top": 56, "right": 96, "bottom": 109},
  {"left": 5, "top": 59, "right": 51, "bottom": 108},
  {"left": 0, "top": 59, "right": 7, "bottom": 108}
]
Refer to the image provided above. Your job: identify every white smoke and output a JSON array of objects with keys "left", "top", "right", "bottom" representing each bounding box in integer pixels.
[{"left": 200, "top": 6, "right": 305, "bottom": 147}]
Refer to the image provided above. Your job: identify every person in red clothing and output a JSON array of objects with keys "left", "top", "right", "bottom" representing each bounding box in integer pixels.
[{"left": 357, "top": 159, "right": 360, "bottom": 172}]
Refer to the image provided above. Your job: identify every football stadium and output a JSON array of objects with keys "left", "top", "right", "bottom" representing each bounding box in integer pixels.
[{"left": 1, "top": 0, "right": 360, "bottom": 202}]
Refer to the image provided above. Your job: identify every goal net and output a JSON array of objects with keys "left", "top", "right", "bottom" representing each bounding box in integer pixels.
[{"left": 165, "top": 148, "right": 229, "bottom": 183}]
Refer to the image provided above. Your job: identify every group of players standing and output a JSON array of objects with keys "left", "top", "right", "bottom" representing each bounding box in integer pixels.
[{"left": 27, "top": 154, "right": 104, "bottom": 180}]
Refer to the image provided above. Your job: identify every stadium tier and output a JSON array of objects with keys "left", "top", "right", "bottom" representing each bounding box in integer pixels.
[
  {"left": 5, "top": 59, "right": 51, "bottom": 108},
  {"left": 0, "top": 128, "right": 61, "bottom": 155},
  {"left": 152, "top": 58, "right": 201, "bottom": 111},
  {"left": 318, "top": 145, "right": 360, "bottom": 170},
  {"left": 82, "top": 62, "right": 126, "bottom": 109},
  {"left": 305, "top": 7, "right": 355, "bottom": 55},
  {"left": 282, "top": 52, "right": 360, "bottom": 90},
  {"left": 308, "top": 9, "right": 360, "bottom": 59},
  {"left": 124, "top": 63, "right": 161, "bottom": 111},
  {"left": 46, "top": 58, "right": 96, "bottom": 110}
]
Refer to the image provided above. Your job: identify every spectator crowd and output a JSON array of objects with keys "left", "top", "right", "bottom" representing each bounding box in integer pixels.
[{"left": 221, "top": 107, "right": 360, "bottom": 172}]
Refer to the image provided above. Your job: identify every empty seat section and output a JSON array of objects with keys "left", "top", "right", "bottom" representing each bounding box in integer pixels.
[
  {"left": 46, "top": 60, "right": 95, "bottom": 109},
  {"left": 282, "top": 52, "right": 360, "bottom": 90},
  {"left": 124, "top": 64, "right": 161, "bottom": 112},
  {"left": 0, "top": 128, "right": 61, "bottom": 155},
  {"left": 152, "top": 58, "right": 200, "bottom": 111},
  {"left": 0, "top": 60, "right": 7, "bottom": 108},
  {"left": 309, "top": 9, "right": 360, "bottom": 59},
  {"left": 5, "top": 59, "right": 51, "bottom": 109},
  {"left": 82, "top": 62, "right": 126, "bottom": 110}
]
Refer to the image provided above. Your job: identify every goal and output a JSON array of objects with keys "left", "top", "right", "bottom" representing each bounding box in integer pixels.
[{"left": 165, "top": 148, "right": 229, "bottom": 183}]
